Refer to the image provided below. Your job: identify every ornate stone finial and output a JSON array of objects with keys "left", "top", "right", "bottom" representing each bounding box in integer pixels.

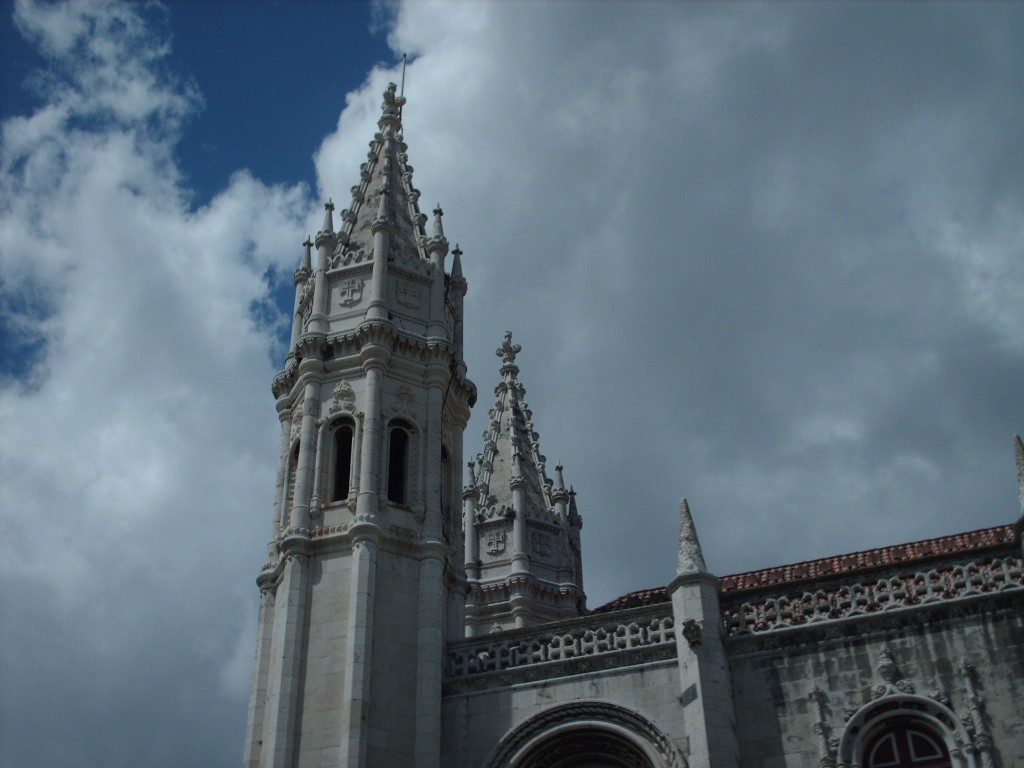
[
  {"left": 432, "top": 205, "right": 445, "bottom": 236},
  {"left": 299, "top": 237, "right": 313, "bottom": 272},
  {"left": 677, "top": 498, "right": 708, "bottom": 575},
  {"left": 380, "top": 82, "right": 405, "bottom": 125},
  {"left": 497, "top": 331, "right": 522, "bottom": 366},
  {"left": 315, "top": 201, "right": 336, "bottom": 247},
  {"left": 553, "top": 464, "right": 566, "bottom": 491}
]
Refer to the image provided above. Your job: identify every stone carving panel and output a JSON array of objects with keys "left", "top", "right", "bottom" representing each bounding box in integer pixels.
[
  {"left": 723, "top": 556, "right": 1023, "bottom": 636},
  {"left": 447, "top": 612, "right": 675, "bottom": 678}
]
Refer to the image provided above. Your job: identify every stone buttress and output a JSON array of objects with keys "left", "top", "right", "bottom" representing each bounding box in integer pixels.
[
  {"left": 462, "top": 334, "right": 585, "bottom": 635},
  {"left": 243, "top": 83, "right": 476, "bottom": 768}
]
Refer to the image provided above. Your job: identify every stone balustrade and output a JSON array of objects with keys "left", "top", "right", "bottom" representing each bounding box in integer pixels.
[
  {"left": 447, "top": 610, "right": 675, "bottom": 679},
  {"left": 722, "top": 555, "right": 1023, "bottom": 636}
]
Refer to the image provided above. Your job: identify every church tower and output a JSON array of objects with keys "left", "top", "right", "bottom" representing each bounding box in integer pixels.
[
  {"left": 243, "top": 84, "right": 476, "bottom": 768},
  {"left": 462, "top": 334, "right": 585, "bottom": 635}
]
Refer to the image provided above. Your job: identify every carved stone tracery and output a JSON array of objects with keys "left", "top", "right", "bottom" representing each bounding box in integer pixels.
[{"left": 723, "top": 556, "right": 1022, "bottom": 636}]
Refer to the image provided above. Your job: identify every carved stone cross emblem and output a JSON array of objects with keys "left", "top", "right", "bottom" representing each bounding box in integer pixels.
[
  {"left": 337, "top": 279, "right": 363, "bottom": 305},
  {"left": 396, "top": 281, "right": 420, "bottom": 308},
  {"left": 485, "top": 531, "right": 507, "bottom": 555}
]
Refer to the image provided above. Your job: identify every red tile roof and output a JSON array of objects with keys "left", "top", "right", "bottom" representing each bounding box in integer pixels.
[
  {"left": 718, "top": 524, "right": 1016, "bottom": 593},
  {"left": 589, "top": 523, "right": 1018, "bottom": 612},
  {"left": 590, "top": 586, "right": 669, "bottom": 614}
]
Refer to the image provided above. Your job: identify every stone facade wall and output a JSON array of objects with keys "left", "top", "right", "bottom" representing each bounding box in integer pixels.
[
  {"left": 442, "top": 606, "right": 686, "bottom": 767},
  {"left": 297, "top": 551, "right": 352, "bottom": 768},
  {"left": 727, "top": 596, "right": 1023, "bottom": 768}
]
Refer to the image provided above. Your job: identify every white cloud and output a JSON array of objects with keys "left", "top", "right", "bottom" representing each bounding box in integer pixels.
[
  {"left": 2, "top": 1, "right": 1022, "bottom": 766},
  {"left": 312, "top": 0, "right": 1024, "bottom": 590},
  {"left": 1, "top": 2, "right": 308, "bottom": 765}
]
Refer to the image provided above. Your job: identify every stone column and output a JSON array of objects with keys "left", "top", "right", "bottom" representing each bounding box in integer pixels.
[
  {"left": 667, "top": 499, "right": 739, "bottom": 768},
  {"left": 260, "top": 550, "right": 311, "bottom": 768},
  {"left": 243, "top": 585, "right": 275, "bottom": 768},
  {"left": 415, "top": 544, "right": 446, "bottom": 768},
  {"left": 339, "top": 530, "right": 379, "bottom": 767}
]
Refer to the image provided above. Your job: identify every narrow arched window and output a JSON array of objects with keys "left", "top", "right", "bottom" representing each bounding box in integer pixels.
[
  {"left": 283, "top": 441, "right": 300, "bottom": 528},
  {"left": 387, "top": 422, "right": 411, "bottom": 504},
  {"left": 331, "top": 422, "right": 354, "bottom": 502},
  {"left": 864, "top": 718, "right": 951, "bottom": 768},
  {"left": 440, "top": 445, "right": 451, "bottom": 515}
]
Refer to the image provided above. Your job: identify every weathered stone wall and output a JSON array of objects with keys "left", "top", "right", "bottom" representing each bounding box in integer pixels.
[
  {"left": 295, "top": 551, "right": 352, "bottom": 768},
  {"left": 727, "top": 596, "right": 1023, "bottom": 768},
  {"left": 442, "top": 606, "right": 686, "bottom": 767}
]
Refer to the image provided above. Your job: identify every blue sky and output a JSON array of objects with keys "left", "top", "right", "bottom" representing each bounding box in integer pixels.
[{"left": 1, "top": 2, "right": 1022, "bottom": 766}]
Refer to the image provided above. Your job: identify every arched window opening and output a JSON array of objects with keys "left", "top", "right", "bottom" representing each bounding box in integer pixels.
[
  {"left": 387, "top": 422, "right": 411, "bottom": 504},
  {"left": 441, "top": 445, "right": 451, "bottom": 521},
  {"left": 283, "top": 441, "right": 300, "bottom": 527},
  {"left": 864, "top": 718, "right": 951, "bottom": 768},
  {"left": 331, "top": 422, "right": 354, "bottom": 502}
]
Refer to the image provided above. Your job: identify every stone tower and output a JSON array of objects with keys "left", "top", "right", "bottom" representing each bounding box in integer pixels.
[
  {"left": 243, "top": 84, "right": 476, "bottom": 768},
  {"left": 462, "top": 333, "right": 585, "bottom": 635}
]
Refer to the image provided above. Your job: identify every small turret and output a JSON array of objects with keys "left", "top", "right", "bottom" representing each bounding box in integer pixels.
[{"left": 463, "top": 333, "right": 585, "bottom": 634}]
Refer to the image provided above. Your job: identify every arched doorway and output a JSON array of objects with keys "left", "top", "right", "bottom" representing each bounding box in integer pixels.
[
  {"left": 484, "top": 701, "right": 686, "bottom": 768},
  {"left": 516, "top": 726, "right": 655, "bottom": 768}
]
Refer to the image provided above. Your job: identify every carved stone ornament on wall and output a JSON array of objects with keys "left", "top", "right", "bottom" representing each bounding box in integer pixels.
[
  {"left": 329, "top": 380, "right": 358, "bottom": 415},
  {"left": 299, "top": 280, "right": 314, "bottom": 330},
  {"left": 392, "top": 386, "right": 417, "bottom": 418},
  {"left": 336, "top": 278, "right": 364, "bottom": 306},
  {"left": 531, "top": 531, "right": 552, "bottom": 557},
  {"left": 395, "top": 280, "right": 420, "bottom": 309},
  {"left": 872, "top": 645, "right": 915, "bottom": 699},
  {"left": 485, "top": 530, "right": 507, "bottom": 555},
  {"left": 681, "top": 619, "right": 703, "bottom": 648}
]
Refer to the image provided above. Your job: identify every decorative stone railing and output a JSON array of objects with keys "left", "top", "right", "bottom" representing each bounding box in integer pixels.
[
  {"left": 722, "top": 555, "right": 1023, "bottom": 636},
  {"left": 447, "top": 609, "right": 675, "bottom": 681}
]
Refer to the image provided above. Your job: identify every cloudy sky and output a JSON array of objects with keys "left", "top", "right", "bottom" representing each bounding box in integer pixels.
[{"left": 1, "top": 1, "right": 1021, "bottom": 765}]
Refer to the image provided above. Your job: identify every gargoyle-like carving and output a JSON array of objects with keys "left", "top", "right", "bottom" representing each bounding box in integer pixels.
[{"left": 681, "top": 618, "right": 702, "bottom": 647}]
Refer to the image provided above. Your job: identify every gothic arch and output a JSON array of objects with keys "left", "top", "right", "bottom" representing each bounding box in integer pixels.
[
  {"left": 837, "top": 695, "right": 975, "bottom": 768},
  {"left": 484, "top": 701, "right": 687, "bottom": 768}
]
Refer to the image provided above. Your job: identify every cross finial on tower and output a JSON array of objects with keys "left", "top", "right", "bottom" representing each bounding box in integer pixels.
[{"left": 497, "top": 331, "right": 522, "bottom": 365}]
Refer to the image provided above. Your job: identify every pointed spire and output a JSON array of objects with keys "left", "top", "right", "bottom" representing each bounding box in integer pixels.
[
  {"left": 450, "top": 244, "right": 465, "bottom": 284},
  {"left": 553, "top": 464, "right": 566, "bottom": 492},
  {"left": 568, "top": 486, "right": 581, "bottom": 525},
  {"left": 677, "top": 499, "right": 708, "bottom": 575},
  {"left": 299, "top": 236, "right": 313, "bottom": 273},
  {"left": 432, "top": 206, "right": 445, "bottom": 239},
  {"left": 315, "top": 200, "right": 335, "bottom": 249},
  {"left": 321, "top": 199, "right": 334, "bottom": 233}
]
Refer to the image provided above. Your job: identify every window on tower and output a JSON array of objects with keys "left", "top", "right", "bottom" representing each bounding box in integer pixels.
[
  {"left": 331, "top": 421, "right": 354, "bottom": 502},
  {"left": 387, "top": 421, "right": 412, "bottom": 504}
]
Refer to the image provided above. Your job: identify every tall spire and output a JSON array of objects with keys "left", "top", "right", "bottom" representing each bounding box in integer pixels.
[
  {"left": 463, "top": 333, "right": 585, "bottom": 633},
  {"left": 328, "top": 83, "right": 433, "bottom": 272},
  {"left": 676, "top": 498, "right": 708, "bottom": 575}
]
